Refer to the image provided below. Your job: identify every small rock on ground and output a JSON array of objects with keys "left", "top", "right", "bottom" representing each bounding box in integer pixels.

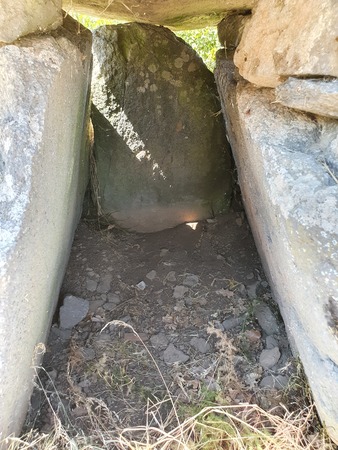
[
  {"left": 222, "top": 315, "right": 245, "bottom": 330},
  {"left": 190, "top": 337, "right": 210, "bottom": 354},
  {"left": 259, "top": 347, "right": 281, "bottom": 369},
  {"left": 173, "top": 285, "right": 189, "bottom": 299},
  {"left": 255, "top": 302, "right": 279, "bottom": 335},
  {"left": 97, "top": 273, "right": 113, "bottom": 294},
  {"left": 150, "top": 333, "right": 169, "bottom": 350},
  {"left": 146, "top": 270, "right": 157, "bottom": 281},
  {"left": 163, "top": 343, "right": 189, "bottom": 364},
  {"left": 183, "top": 274, "right": 199, "bottom": 287},
  {"left": 259, "top": 374, "right": 289, "bottom": 389},
  {"left": 59, "top": 295, "right": 89, "bottom": 329}
]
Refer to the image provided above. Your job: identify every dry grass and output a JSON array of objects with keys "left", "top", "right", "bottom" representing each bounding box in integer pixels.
[
  {"left": 3, "top": 401, "right": 334, "bottom": 450},
  {"left": 3, "top": 322, "right": 335, "bottom": 450}
]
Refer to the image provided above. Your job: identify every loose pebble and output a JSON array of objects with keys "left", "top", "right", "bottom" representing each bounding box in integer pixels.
[
  {"left": 255, "top": 302, "right": 279, "bottom": 335},
  {"left": 59, "top": 295, "right": 89, "bottom": 329},
  {"left": 146, "top": 270, "right": 157, "bottom": 281},
  {"left": 222, "top": 315, "right": 245, "bottom": 330},
  {"left": 86, "top": 279, "right": 97, "bottom": 292},
  {"left": 259, "top": 375, "right": 289, "bottom": 390},
  {"left": 259, "top": 347, "right": 281, "bottom": 369},
  {"left": 190, "top": 337, "right": 211, "bottom": 354},
  {"left": 163, "top": 344, "right": 189, "bottom": 364},
  {"left": 150, "top": 333, "right": 169, "bottom": 350},
  {"left": 183, "top": 274, "right": 199, "bottom": 287},
  {"left": 173, "top": 285, "right": 189, "bottom": 299},
  {"left": 136, "top": 281, "right": 147, "bottom": 290}
]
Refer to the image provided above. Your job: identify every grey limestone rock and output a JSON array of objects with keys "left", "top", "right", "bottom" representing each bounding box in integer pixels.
[
  {"left": 163, "top": 344, "right": 189, "bottom": 364},
  {"left": 60, "top": 295, "right": 90, "bottom": 329}
]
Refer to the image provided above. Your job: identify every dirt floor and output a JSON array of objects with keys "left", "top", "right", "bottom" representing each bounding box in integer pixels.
[{"left": 25, "top": 209, "right": 302, "bottom": 440}]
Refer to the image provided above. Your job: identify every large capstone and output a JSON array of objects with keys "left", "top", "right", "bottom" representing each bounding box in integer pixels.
[{"left": 91, "top": 23, "right": 232, "bottom": 233}]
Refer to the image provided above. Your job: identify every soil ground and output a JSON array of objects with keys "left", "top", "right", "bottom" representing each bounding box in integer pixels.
[{"left": 25, "top": 209, "right": 303, "bottom": 441}]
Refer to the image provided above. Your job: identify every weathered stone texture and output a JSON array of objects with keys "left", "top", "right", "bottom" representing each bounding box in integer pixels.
[
  {"left": 234, "top": 0, "right": 338, "bottom": 87},
  {"left": 215, "top": 56, "right": 338, "bottom": 443},
  {"left": 217, "top": 11, "right": 251, "bottom": 54},
  {"left": 276, "top": 78, "right": 338, "bottom": 119},
  {"left": 91, "top": 23, "right": 232, "bottom": 233},
  {"left": 63, "top": 0, "right": 254, "bottom": 29},
  {"left": 0, "top": 17, "right": 91, "bottom": 439},
  {"left": 0, "top": 0, "right": 62, "bottom": 43}
]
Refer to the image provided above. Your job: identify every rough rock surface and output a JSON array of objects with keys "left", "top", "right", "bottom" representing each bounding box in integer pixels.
[
  {"left": 0, "top": 0, "right": 62, "bottom": 43},
  {"left": 215, "top": 56, "right": 338, "bottom": 443},
  {"left": 234, "top": 0, "right": 338, "bottom": 87},
  {"left": 59, "top": 296, "right": 90, "bottom": 330},
  {"left": 276, "top": 78, "right": 338, "bottom": 119},
  {"left": 63, "top": 0, "right": 254, "bottom": 30},
  {"left": 217, "top": 11, "right": 251, "bottom": 55},
  {"left": 0, "top": 16, "right": 91, "bottom": 439},
  {"left": 91, "top": 23, "right": 232, "bottom": 233}
]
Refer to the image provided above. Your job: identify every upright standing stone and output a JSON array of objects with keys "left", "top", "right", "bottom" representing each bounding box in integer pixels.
[
  {"left": 91, "top": 23, "right": 232, "bottom": 232},
  {"left": 215, "top": 55, "right": 338, "bottom": 444},
  {"left": 0, "top": 16, "right": 92, "bottom": 439}
]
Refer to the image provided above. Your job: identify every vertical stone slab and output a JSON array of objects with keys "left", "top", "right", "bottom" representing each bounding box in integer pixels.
[
  {"left": 91, "top": 23, "right": 232, "bottom": 232},
  {"left": 215, "top": 55, "right": 338, "bottom": 443},
  {"left": 0, "top": 17, "right": 92, "bottom": 438}
]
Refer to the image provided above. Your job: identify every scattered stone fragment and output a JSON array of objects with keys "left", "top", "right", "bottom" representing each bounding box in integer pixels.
[
  {"left": 173, "top": 285, "right": 189, "bottom": 299},
  {"left": 88, "top": 299, "right": 106, "bottom": 313},
  {"left": 59, "top": 295, "right": 89, "bottom": 329},
  {"left": 150, "top": 333, "right": 169, "bottom": 350},
  {"left": 261, "top": 281, "right": 269, "bottom": 288},
  {"left": 183, "top": 274, "right": 199, "bottom": 287},
  {"left": 237, "top": 284, "right": 247, "bottom": 296},
  {"left": 146, "top": 270, "right": 157, "bottom": 281},
  {"left": 120, "top": 315, "right": 132, "bottom": 324},
  {"left": 259, "top": 375, "right": 289, "bottom": 390},
  {"left": 86, "top": 279, "right": 98, "bottom": 292},
  {"left": 50, "top": 326, "right": 72, "bottom": 341},
  {"left": 246, "top": 272, "right": 255, "bottom": 280},
  {"left": 165, "top": 271, "right": 177, "bottom": 282},
  {"left": 265, "top": 335, "right": 278, "bottom": 349},
  {"left": 97, "top": 273, "right": 113, "bottom": 294},
  {"left": 247, "top": 281, "right": 259, "bottom": 299},
  {"left": 107, "top": 293, "right": 121, "bottom": 304},
  {"left": 163, "top": 344, "right": 189, "bottom": 364},
  {"left": 103, "top": 302, "right": 116, "bottom": 311},
  {"left": 255, "top": 302, "right": 279, "bottom": 335},
  {"left": 190, "top": 337, "right": 211, "bottom": 354},
  {"left": 216, "top": 288, "right": 234, "bottom": 298},
  {"left": 124, "top": 332, "right": 149, "bottom": 343},
  {"left": 245, "top": 328, "right": 261, "bottom": 344},
  {"left": 259, "top": 347, "right": 281, "bottom": 369},
  {"left": 136, "top": 281, "right": 147, "bottom": 290},
  {"left": 160, "top": 248, "right": 169, "bottom": 257},
  {"left": 222, "top": 315, "right": 245, "bottom": 330},
  {"left": 245, "top": 372, "right": 261, "bottom": 388}
]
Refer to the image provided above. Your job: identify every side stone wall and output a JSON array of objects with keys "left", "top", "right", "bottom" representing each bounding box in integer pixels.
[
  {"left": 215, "top": 0, "right": 338, "bottom": 443},
  {"left": 0, "top": 14, "right": 92, "bottom": 439}
]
